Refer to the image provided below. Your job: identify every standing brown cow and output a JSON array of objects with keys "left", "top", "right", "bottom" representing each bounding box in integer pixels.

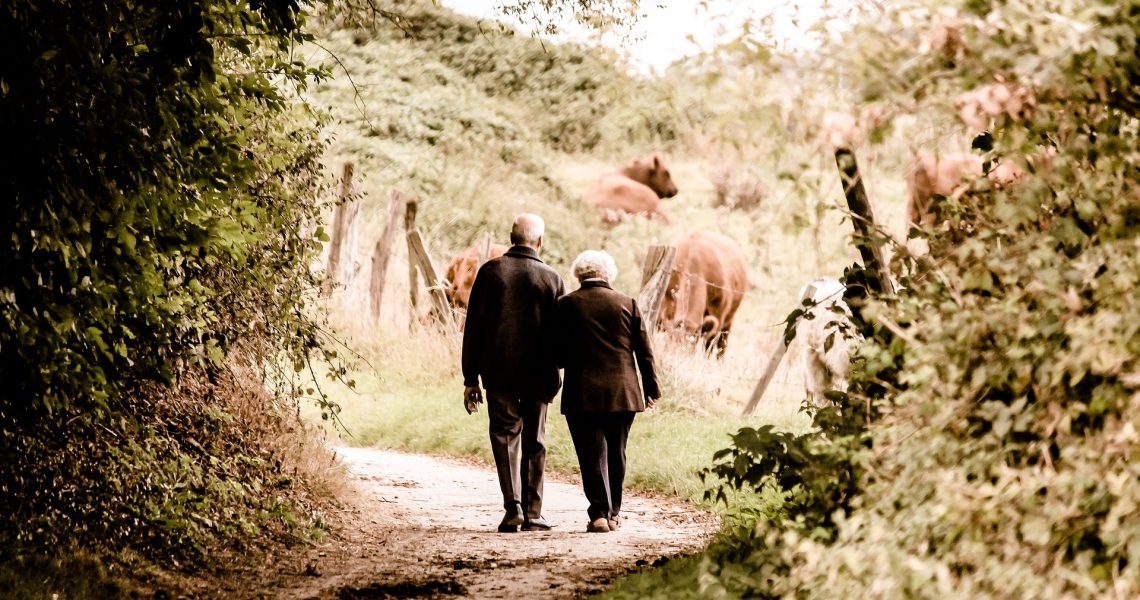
[
  {"left": 905, "top": 150, "right": 1026, "bottom": 227},
  {"left": 583, "top": 154, "right": 678, "bottom": 224},
  {"left": 658, "top": 231, "right": 748, "bottom": 357},
  {"left": 443, "top": 242, "right": 508, "bottom": 330}
]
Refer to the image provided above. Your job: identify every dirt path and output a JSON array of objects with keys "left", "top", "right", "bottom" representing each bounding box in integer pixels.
[{"left": 234, "top": 447, "right": 717, "bottom": 599}]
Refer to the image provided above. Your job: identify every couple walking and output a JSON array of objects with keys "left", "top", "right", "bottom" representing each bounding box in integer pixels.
[{"left": 461, "top": 213, "right": 661, "bottom": 534}]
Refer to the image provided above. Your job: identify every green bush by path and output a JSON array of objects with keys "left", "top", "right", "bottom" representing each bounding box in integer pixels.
[{"left": 1, "top": 0, "right": 344, "bottom": 589}]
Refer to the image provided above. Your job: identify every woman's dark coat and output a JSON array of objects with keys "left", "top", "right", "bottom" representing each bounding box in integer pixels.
[{"left": 555, "top": 280, "right": 660, "bottom": 413}]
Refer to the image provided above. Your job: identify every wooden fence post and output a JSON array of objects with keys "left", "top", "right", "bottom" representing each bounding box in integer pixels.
[
  {"left": 638, "top": 245, "right": 676, "bottom": 332},
  {"left": 742, "top": 148, "right": 889, "bottom": 416},
  {"left": 834, "top": 147, "right": 892, "bottom": 295},
  {"left": 741, "top": 283, "right": 819, "bottom": 416},
  {"left": 406, "top": 228, "right": 455, "bottom": 332},
  {"left": 326, "top": 161, "right": 361, "bottom": 291},
  {"left": 404, "top": 197, "right": 419, "bottom": 328},
  {"left": 369, "top": 189, "right": 404, "bottom": 324}
]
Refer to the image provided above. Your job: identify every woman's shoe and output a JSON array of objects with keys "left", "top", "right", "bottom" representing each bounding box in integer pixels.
[{"left": 586, "top": 517, "right": 611, "bottom": 533}]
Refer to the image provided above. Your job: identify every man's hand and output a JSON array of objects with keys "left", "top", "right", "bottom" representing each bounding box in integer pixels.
[
  {"left": 646, "top": 396, "right": 659, "bottom": 409},
  {"left": 464, "top": 386, "right": 484, "bottom": 414}
]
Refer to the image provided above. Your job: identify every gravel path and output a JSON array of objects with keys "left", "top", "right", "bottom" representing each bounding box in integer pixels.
[{"left": 240, "top": 446, "right": 717, "bottom": 599}]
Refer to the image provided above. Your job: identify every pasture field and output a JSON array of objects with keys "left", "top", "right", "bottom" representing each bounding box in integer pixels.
[
  {"left": 300, "top": 1, "right": 924, "bottom": 508},
  {"left": 307, "top": 122, "right": 891, "bottom": 506},
  {"left": 296, "top": 4, "right": 958, "bottom": 595}
]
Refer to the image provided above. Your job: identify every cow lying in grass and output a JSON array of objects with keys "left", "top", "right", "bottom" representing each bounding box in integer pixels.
[{"left": 584, "top": 154, "right": 678, "bottom": 224}]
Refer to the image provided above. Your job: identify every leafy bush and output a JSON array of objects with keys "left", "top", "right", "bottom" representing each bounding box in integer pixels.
[
  {"left": 698, "top": 0, "right": 1140, "bottom": 596},
  {"left": 326, "top": 0, "right": 693, "bottom": 154},
  {"left": 0, "top": 0, "right": 340, "bottom": 569}
]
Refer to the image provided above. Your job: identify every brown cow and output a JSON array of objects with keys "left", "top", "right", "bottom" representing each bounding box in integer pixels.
[
  {"left": 955, "top": 83, "right": 1035, "bottom": 133},
  {"left": 583, "top": 154, "right": 678, "bottom": 224},
  {"left": 658, "top": 231, "right": 748, "bottom": 357},
  {"left": 905, "top": 150, "right": 1026, "bottom": 227},
  {"left": 442, "top": 242, "right": 508, "bottom": 330}
]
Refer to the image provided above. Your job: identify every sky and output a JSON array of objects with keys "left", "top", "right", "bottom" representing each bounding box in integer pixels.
[{"left": 436, "top": 0, "right": 851, "bottom": 73}]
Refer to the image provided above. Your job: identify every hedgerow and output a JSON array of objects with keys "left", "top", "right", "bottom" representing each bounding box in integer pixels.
[
  {"left": 701, "top": 0, "right": 1140, "bottom": 596},
  {"left": 0, "top": 0, "right": 341, "bottom": 568}
]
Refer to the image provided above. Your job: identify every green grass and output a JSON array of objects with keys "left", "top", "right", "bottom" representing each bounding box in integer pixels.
[
  {"left": 601, "top": 554, "right": 722, "bottom": 600},
  {"left": 308, "top": 323, "right": 812, "bottom": 505}
]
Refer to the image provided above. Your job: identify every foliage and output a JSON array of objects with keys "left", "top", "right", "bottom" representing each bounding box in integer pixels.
[
  {"left": 697, "top": 0, "right": 1140, "bottom": 597},
  {"left": 0, "top": 0, "right": 340, "bottom": 572},
  {"left": 323, "top": 0, "right": 695, "bottom": 155}
]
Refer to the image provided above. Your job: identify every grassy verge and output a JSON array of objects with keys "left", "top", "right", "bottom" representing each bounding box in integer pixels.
[{"left": 601, "top": 554, "right": 715, "bottom": 600}]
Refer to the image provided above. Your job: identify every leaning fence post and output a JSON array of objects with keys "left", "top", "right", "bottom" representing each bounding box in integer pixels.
[
  {"left": 404, "top": 197, "right": 419, "bottom": 329},
  {"left": 406, "top": 228, "right": 455, "bottom": 333},
  {"left": 741, "top": 283, "right": 818, "bottom": 416},
  {"left": 834, "top": 147, "right": 892, "bottom": 295}
]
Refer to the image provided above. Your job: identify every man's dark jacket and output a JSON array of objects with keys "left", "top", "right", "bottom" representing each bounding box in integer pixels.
[
  {"left": 462, "top": 245, "right": 566, "bottom": 400},
  {"left": 555, "top": 280, "right": 660, "bottom": 413}
]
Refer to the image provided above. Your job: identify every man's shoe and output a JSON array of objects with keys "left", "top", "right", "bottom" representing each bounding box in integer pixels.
[
  {"left": 498, "top": 503, "right": 523, "bottom": 533},
  {"left": 607, "top": 515, "right": 621, "bottom": 530},
  {"left": 586, "top": 517, "right": 611, "bottom": 533},
  {"left": 522, "top": 517, "right": 554, "bottom": 531}
]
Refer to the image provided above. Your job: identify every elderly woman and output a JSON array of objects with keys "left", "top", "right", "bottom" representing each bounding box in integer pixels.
[{"left": 555, "top": 250, "right": 660, "bottom": 533}]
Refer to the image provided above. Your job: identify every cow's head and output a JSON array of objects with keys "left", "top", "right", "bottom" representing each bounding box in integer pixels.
[
  {"left": 627, "top": 153, "right": 678, "bottom": 199},
  {"left": 657, "top": 283, "right": 723, "bottom": 355}
]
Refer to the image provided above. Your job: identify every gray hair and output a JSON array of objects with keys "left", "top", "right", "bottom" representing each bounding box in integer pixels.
[
  {"left": 571, "top": 250, "right": 618, "bottom": 282},
  {"left": 510, "top": 213, "right": 545, "bottom": 246}
]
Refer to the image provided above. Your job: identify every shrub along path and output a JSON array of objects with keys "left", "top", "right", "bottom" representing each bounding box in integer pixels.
[{"left": 212, "top": 447, "right": 717, "bottom": 598}]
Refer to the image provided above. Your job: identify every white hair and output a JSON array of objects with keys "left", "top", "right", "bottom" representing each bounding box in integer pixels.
[
  {"left": 572, "top": 250, "right": 618, "bottom": 282},
  {"left": 511, "top": 213, "right": 545, "bottom": 245}
]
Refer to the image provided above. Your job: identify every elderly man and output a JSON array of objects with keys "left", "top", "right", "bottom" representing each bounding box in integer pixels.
[
  {"left": 461, "top": 213, "right": 566, "bottom": 533},
  {"left": 555, "top": 250, "right": 660, "bottom": 533}
]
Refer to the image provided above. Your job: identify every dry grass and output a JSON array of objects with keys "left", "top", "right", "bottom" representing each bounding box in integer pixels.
[{"left": 217, "top": 362, "right": 353, "bottom": 508}]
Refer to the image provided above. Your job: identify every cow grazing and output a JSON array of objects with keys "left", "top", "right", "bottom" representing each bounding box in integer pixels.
[
  {"left": 658, "top": 231, "right": 748, "bottom": 357},
  {"left": 443, "top": 242, "right": 508, "bottom": 329},
  {"left": 583, "top": 154, "right": 678, "bottom": 224},
  {"left": 905, "top": 150, "right": 1026, "bottom": 228},
  {"left": 797, "top": 277, "right": 860, "bottom": 407}
]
